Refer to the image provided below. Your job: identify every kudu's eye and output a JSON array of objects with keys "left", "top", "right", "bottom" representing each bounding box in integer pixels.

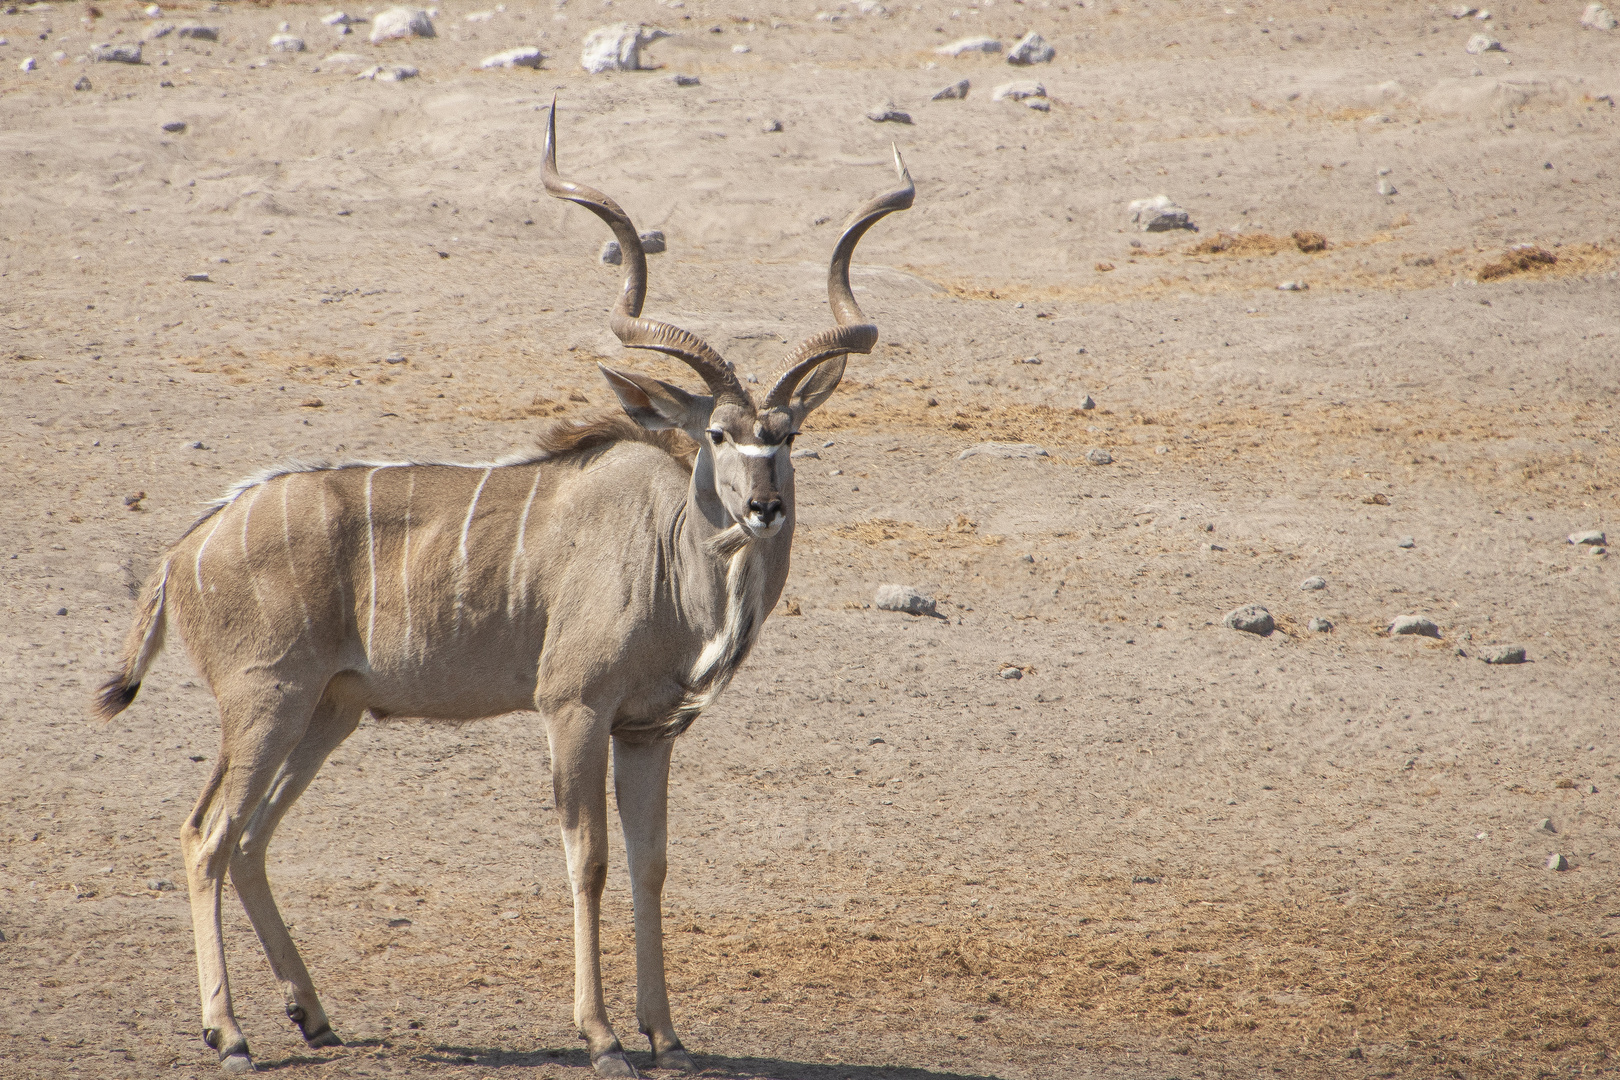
[{"left": 707, "top": 430, "right": 725, "bottom": 446}]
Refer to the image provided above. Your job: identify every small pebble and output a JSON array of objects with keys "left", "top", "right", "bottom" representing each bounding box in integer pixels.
[
  {"left": 1581, "top": 3, "right": 1618, "bottom": 29},
  {"left": 1299, "top": 576, "right": 1326, "bottom": 591},
  {"left": 731, "top": 43, "right": 749, "bottom": 52},
  {"left": 90, "top": 41, "right": 142, "bottom": 62},
  {"left": 385, "top": 353, "right": 407, "bottom": 364},
  {"left": 1536, "top": 818, "right": 1556, "bottom": 833},
  {"left": 956, "top": 442, "right": 1048, "bottom": 460},
  {"left": 991, "top": 79, "right": 1044, "bottom": 102},
  {"left": 932, "top": 77, "right": 970, "bottom": 100},
  {"left": 669, "top": 72, "right": 700, "bottom": 85},
  {"left": 1377, "top": 178, "right": 1398, "bottom": 196},
  {"left": 176, "top": 24, "right": 218, "bottom": 40},
  {"left": 1465, "top": 32, "right": 1502, "bottom": 53},
  {"left": 1223, "top": 604, "right": 1275, "bottom": 636},
  {"left": 480, "top": 46, "right": 543, "bottom": 68},
  {"left": 762, "top": 118, "right": 783, "bottom": 132},
  {"left": 147, "top": 878, "right": 176, "bottom": 891},
  {"left": 866, "top": 104, "right": 912, "bottom": 124},
  {"left": 20, "top": 57, "right": 38, "bottom": 72},
  {"left": 998, "top": 666, "right": 1023, "bottom": 680},
  {"left": 1005, "top": 29, "right": 1054, "bottom": 65},
  {"left": 57, "top": 607, "right": 68, "bottom": 616},
  {"left": 370, "top": 5, "right": 435, "bottom": 42},
  {"left": 1017, "top": 356, "right": 1041, "bottom": 365},
  {"left": 322, "top": 11, "right": 354, "bottom": 25},
  {"left": 1078, "top": 395, "right": 1095, "bottom": 410},
  {"left": 1479, "top": 644, "right": 1526, "bottom": 665},
  {"left": 1085, "top": 447, "right": 1113, "bottom": 466},
  {"left": 269, "top": 32, "right": 306, "bottom": 51},
  {"left": 184, "top": 271, "right": 210, "bottom": 282},
  {"left": 1127, "top": 194, "right": 1193, "bottom": 232},
  {"left": 1567, "top": 529, "right": 1606, "bottom": 546},
  {"left": 1546, "top": 853, "right": 1568, "bottom": 871},
  {"left": 874, "top": 584, "right": 936, "bottom": 617},
  {"left": 1397, "top": 536, "right": 1415, "bottom": 548},
  {"left": 73, "top": 75, "right": 92, "bottom": 90},
  {"left": 1277, "top": 280, "right": 1308, "bottom": 291},
  {"left": 789, "top": 448, "right": 819, "bottom": 460},
  {"left": 1307, "top": 616, "right": 1333, "bottom": 633},
  {"left": 935, "top": 35, "right": 1001, "bottom": 57},
  {"left": 161, "top": 120, "right": 186, "bottom": 133},
  {"left": 1388, "top": 614, "right": 1440, "bottom": 637}
]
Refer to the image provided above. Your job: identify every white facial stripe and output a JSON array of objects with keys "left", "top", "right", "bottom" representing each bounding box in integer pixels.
[{"left": 735, "top": 443, "right": 785, "bottom": 458}]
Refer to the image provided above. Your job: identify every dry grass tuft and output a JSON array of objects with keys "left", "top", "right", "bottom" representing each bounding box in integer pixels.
[
  {"left": 1291, "top": 229, "right": 1330, "bottom": 252},
  {"left": 1478, "top": 245, "right": 1557, "bottom": 281},
  {"left": 1189, "top": 232, "right": 1292, "bottom": 257}
]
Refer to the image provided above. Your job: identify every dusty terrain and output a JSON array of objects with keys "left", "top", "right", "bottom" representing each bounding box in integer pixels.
[{"left": 2, "top": 0, "right": 1619, "bottom": 1077}]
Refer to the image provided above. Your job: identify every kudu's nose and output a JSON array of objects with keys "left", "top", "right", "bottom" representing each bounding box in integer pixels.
[{"left": 748, "top": 498, "right": 783, "bottom": 524}]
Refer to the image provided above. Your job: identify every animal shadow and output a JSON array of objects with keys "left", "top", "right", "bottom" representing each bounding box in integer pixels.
[{"left": 418, "top": 1044, "right": 1009, "bottom": 1080}]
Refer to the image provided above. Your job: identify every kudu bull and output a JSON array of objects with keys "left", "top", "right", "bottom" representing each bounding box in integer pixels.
[{"left": 94, "top": 103, "right": 913, "bottom": 1075}]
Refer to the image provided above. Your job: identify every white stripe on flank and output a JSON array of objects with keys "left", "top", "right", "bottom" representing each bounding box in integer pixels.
[
  {"left": 194, "top": 513, "right": 226, "bottom": 594},
  {"left": 452, "top": 467, "right": 493, "bottom": 633},
  {"left": 506, "top": 468, "right": 543, "bottom": 618},
  {"left": 239, "top": 485, "right": 265, "bottom": 606},
  {"left": 400, "top": 473, "right": 415, "bottom": 655},
  {"left": 365, "top": 467, "right": 380, "bottom": 655}
]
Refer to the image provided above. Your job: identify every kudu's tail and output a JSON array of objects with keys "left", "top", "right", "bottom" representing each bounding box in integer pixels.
[{"left": 94, "top": 562, "right": 170, "bottom": 720}]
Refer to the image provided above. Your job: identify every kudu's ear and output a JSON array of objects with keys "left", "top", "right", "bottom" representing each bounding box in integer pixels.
[
  {"left": 788, "top": 355, "right": 846, "bottom": 426},
  {"left": 599, "top": 364, "right": 713, "bottom": 432}
]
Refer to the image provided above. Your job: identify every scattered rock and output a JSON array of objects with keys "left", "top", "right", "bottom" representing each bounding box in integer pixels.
[
  {"left": 1085, "top": 447, "right": 1113, "bottom": 466},
  {"left": 761, "top": 118, "right": 782, "bottom": 132},
  {"left": 790, "top": 448, "right": 819, "bottom": 460},
  {"left": 956, "top": 442, "right": 1049, "bottom": 460},
  {"left": 147, "top": 878, "right": 175, "bottom": 891},
  {"left": 161, "top": 120, "right": 186, "bottom": 132},
  {"left": 598, "top": 232, "right": 667, "bottom": 265},
  {"left": 600, "top": 240, "right": 623, "bottom": 265},
  {"left": 73, "top": 74, "right": 92, "bottom": 89},
  {"left": 465, "top": 9, "right": 495, "bottom": 21},
  {"left": 370, "top": 6, "right": 434, "bottom": 42},
  {"left": 1377, "top": 177, "right": 1398, "bottom": 196},
  {"left": 731, "top": 43, "right": 749, "bottom": 53},
  {"left": 866, "top": 104, "right": 912, "bottom": 123},
  {"left": 1300, "top": 576, "right": 1326, "bottom": 591},
  {"left": 20, "top": 56, "right": 37, "bottom": 71},
  {"left": 579, "top": 22, "right": 669, "bottom": 72},
  {"left": 356, "top": 63, "right": 418, "bottom": 79},
  {"left": 1449, "top": 4, "right": 1477, "bottom": 15},
  {"left": 669, "top": 72, "right": 699, "bottom": 85},
  {"left": 875, "top": 584, "right": 936, "bottom": 617},
  {"left": 1079, "top": 394, "right": 1095, "bottom": 410},
  {"left": 1480, "top": 645, "right": 1526, "bottom": 665},
  {"left": 1568, "top": 529, "right": 1606, "bottom": 546},
  {"left": 1397, "top": 536, "right": 1415, "bottom": 548},
  {"left": 1546, "top": 852, "right": 1568, "bottom": 871},
  {"left": 1464, "top": 32, "right": 1501, "bottom": 53},
  {"left": 176, "top": 24, "right": 218, "bottom": 40},
  {"left": 145, "top": 23, "right": 173, "bottom": 39},
  {"left": 1388, "top": 615, "right": 1440, "bottom": 637},
  {"left": 991, "top": 79, "right": 1044, "bottom": 101},
  {"left": 998, "top": 665, "right": 1023, "bottom": 680},
  {"left": 1223, "top": 605, "right": 1275, "bottom": 637},
  {"left": 385, "top": 353, "right": 407, "bottom": 364},
  {"left": 90, "top": 41, "right": 142, "bottom": 63},
  {"left": 321, "top": 51, "right": 368, "bottom": 66},
  {"left": 322, "top": 10, "right": 355, "bottom": 25},
  {"left": 1006, "top": 30, "right": 1054, "bottom": 65},
  {"left": 1022, "top": 97, "right": 1051, "bottom": 112},
  {"left": 1308, "top": 617, "right": 1334, "bottom": 633},
  {"left": 1127, "top": 194, "right": 1194, "bottom": 232},
  {"left": 480, "top": 45, "right": 543, "bottom": 68},
  {"left": 269, "top": 32, "right": 305, "bottom": 51},
  {"left": 932, "top": 77, "right": 970, "bottom": 100},
  {"left": 1277, "top": 280, "right": 1308, "bottom": 291},
  {"left": 1364, "top": 112, "right": 1393, "bottom": 124},
  {"left": 935, "top": 35, "right": 1001, "bottom": 56},
  {"left": 184, "top": 271, "right": 210, "bottom": 281},
  {"left": 1581, "top": 3, "right": 1618, "bottom": 29}
]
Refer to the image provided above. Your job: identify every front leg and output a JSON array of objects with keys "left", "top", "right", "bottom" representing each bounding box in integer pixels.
[
  {"left": 613, "top": 737, "right": 695, "bottom": 1072},
  {"left": 546, "top": 709, "right": 636, "bottom": 1078}
]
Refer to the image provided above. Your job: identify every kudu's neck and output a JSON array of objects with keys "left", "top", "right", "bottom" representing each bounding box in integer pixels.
[{"left": 670, "top": 446, "right": 792, "bottom": 636}]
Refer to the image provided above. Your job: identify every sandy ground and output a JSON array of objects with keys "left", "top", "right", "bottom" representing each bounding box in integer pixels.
[{"left": 2, "top": 0, "right": 1619, "bottom": 1077}]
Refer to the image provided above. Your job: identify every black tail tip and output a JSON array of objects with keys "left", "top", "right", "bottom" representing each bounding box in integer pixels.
[{"left": 94, "top": 678, "right": 140, "bottom": 720}]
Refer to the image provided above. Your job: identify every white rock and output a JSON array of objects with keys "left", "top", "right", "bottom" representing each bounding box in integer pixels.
[
  {"left": 579, "top": 22, "right": 669, "bottom": 72},
  {"left": 1378, "top": 178, "right": 1398, "bottom": 196},
  {"left": 176, "top": 24, "right": 218, "bottom": 40},
  {"left": 1397, "top": 536, "right": 1415, "bottom": 548},
  {"left": 991, "top": 79, "right": 1044, "bottom": 101},
  {"left": 1223, "top": 605, "right": 1275, "bottom": 636},
  {"left": 1277, "top": 280, "right": 1308, "bottom": 291},
  {"left": 465, "top": 9, "right": 495, "bottom": 20},
  {"left": 1364, "top": 113, "right": 1393, "bottom": 124},
  {"left": 1085, "top": 447, "right": 1113, "bottom": 465},
  {"left": 999, "top": 666, "right": 1023, "bottom": 679},
  {"left": 955, "top": 442, "right": 1049, "bottom": 460},
  {"left": 269, "top": 33, "right": 306, "bottom": 51},
  {"left": 145, "top": 3, "right": 161, "bottom": 15},
  {"left": 356, "top": 63, "right": 418, "bottom": 79},
  {"left": 855, "top": 0, "right": 889, "bottom": 14},
  {"left": 1568, "top": 529, "right": 1607, "bottom": 545},
  {"left": 480, "top": 45, "right": 543, "bottom": 68},
  {"left": 1307, "top": 616, "right": 1334, "bottom": 633},
  {"left": 731, "top": 43, "right": 749, "bottom": 53},
  {"left": 323, "top": 11, "right": 354, "bottom": 25},
  {"left": 184, "top": 271, "right": 210, "bottom": 282},
  {"left": 1465, "top": 32, "right": 1501, "bottom": 53},
  {"left": 20, "top": 56, "right": 37, "bottom": 71},
  {"left": 90, "top": 42, "right": 142, "bottom": 63},
  {"left": 1547, "top": 852, "right": 1569, "bottom": 871},
  {"left": 1006, "top": 29, "right": 1054, "bottom": 65},
  {"left": 935, "top": 35, "right": 1001, "bottom": 56},
  {"left": 1581, "top": 3, "right": 1618, "bottom": 28},
  {"left": 875, "top": 584, "right": 936, "bottom": 616},
  {"left": 1480, "top": 644, "right": 1526, "bottom": 664},
  {"left": 1127, "top": 194, "right": 1193, "bottom": 232},
  {"left": 370, "top": 7, "right": 435, "bottom": 42},
  {"left": 1449, "top": 3, "right": 1476, "bottom": 15},
  {"left": 866, "top": 104, "right": 912, "bottom": 124},
  {"left": 931, "top": 78, "right": 970, "bottom": 100},
  {"left": 638, "top": 229, "right": 665, "bottom": 253},
  {"left": 1300, "top": 576, "right": 1326, "bottom": 591},
  {"left": 1476, "top": 9, "right": 1491, "bottom": 18},
  {"left": 1388, "top": 615, "right": 1440, "bottom": 637}
]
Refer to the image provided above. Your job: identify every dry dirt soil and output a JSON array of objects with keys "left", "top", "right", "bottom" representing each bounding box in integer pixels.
[{"left": 2, "top": 0, "right": 1619, "bottom": 1077}]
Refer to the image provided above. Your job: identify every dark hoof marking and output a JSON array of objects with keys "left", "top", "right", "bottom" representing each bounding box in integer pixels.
[{"left": 304, "top": 1025, "right": 343, "bottom": 1049}]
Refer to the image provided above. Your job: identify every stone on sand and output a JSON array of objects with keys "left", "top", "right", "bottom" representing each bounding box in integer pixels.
[
  {"left": 1128, "top": 194, "right": 1194, "bottom": 232},
  {"left": 1388, "top": 615, "right": 1440, "bottom": 637},
  {"left": 1079, "top": 394, "right": 1095, "bottom": 409},
  {"left": 322, "top": 11, "right": 355, "bottom": 25},
  {"left": 598, "top": 232, "right": 667, "bottom": 264},
  {"left": 1480, "top": 645, "right": 1526, "bottom": 664},
  {"left": 74, "top": 75, "right": 92, "bottom": 90},
  {"left": 1300, "top": 576, "right": 1326, "bottom": 591},
  {"left": 480, "top": 46, "right": 543, "bottom": 68},
  {"left": 1547, "top": 852, "right": 1569, "bottom": 871},
  {"left": 936, "top": 35, "right": 1001, "bottom": 56},
  {"left": 1567, "top": 529, "right": 1606, "bottom": 546},
  {"left": 1580, "top": 3, "right": 1617, "bottom": 29},
  {"left": 91, "top": 42, "right": 142, "bottom": 63},
  {"left": 670, "top": 72, "right": 700, "bottom": 86},
  {"left": 1465, "top": 32, "right": 1501, "bottom": 53},
  {"left": 176, "top": 24, "right": 218, "bottom": 40},
  {"left": 1397, "top": 536, "right": 1415, "bottom": 548},
  {"left": 1085, "top": 447, "right": 1113, "bottom": 465},
  {"left": 956, "top": 442, "right": 1049, "bottom": 460},
  {"left": 269, "top": 33, "right": 306, "bottom": 51},
  {"left": 580, "top": 23, "right": 670, "bottom": 72},
  {"left": 866, "top": 104, "right": 912, "bottom": 123},
  {"left": 1006, "top": 30, "right": 1054, "bottom": 65},
  {"left": 356, "top": 63, "right": 418, "bottom": 79},
  {"left": 370, "top": 7, "right": 435, "bottom": 42},
  {"left": 932, "top": 78, "right": 970, "bottom": 100},
  {"left": 1223, "top": 605, "right": 1275, "bottom": 636},
  {"left": 875, "top": 585, "right": 936, "bottom": 617},
  {"left": 1308, "top": 617, "right": 1334, "bottom": 633},
  {"left": 991, "top": 80, "right": 1044, "bottom": 101},
  {"left": 20, "top": 56, "right": 37, "bottom": 71},
  {"left": 161, "top": 120, "right": 186, "bottom": 132}
]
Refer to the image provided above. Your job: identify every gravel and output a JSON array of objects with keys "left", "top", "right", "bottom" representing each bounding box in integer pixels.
[
  {"left": 874, "top": 584, "right": 936, "bottom": 617},
  {"left": 1223, "top": 605, "right": 1275, "bottom": 636},
  {"left": 1388, "top": 615, "right": 1440, "bottom": 637}
]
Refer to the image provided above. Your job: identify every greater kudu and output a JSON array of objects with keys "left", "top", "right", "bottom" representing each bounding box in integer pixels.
[{"left": 94, "top": 103, "right": 913, "bottom": 1076}]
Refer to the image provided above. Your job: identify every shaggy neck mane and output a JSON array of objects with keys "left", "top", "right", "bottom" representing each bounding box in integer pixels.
[{"left": 528, "top": 414, "right": 697, "bottom": 472}]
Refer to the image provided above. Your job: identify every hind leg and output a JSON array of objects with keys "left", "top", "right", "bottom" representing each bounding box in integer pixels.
[
  {"left": 229, "top": 694, "right": 363, "bottom": 1049},
  {"left": 182, "top": 681, "right": 317, "bottom": 1074}
]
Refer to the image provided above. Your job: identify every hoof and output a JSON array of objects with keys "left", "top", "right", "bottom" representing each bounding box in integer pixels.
[
  {"left": 654, "top": 1047, "right": 696, "bottom": 1072},
  {"left": 304, "top": 1025, "right": 343, "bottom": 1049},
  {"left": 591, "top": 1048, "right": 639, "bottom": 1078},
  {"left": 220, "top": 1050, "right": 256, "bottom": 1074}
]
